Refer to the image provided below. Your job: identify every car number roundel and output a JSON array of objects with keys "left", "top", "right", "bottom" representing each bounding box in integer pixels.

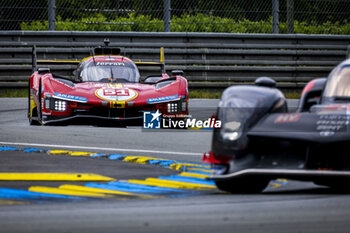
[{"left": 95, "top": 88, "right": 138, "bottom": 101}]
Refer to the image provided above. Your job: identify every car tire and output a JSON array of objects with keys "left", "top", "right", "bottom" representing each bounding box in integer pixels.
[{"left": 215, "top": 177, "right": 270, "bottom": 194}]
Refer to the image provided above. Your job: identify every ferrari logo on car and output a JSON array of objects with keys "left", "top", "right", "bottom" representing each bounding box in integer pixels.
[{"left": 95, "top": 88, "right": 138, "bottom": 101}]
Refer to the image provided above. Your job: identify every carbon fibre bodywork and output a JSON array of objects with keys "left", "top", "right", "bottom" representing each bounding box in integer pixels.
[{"left": 204, "top": 60, "right": 350, "bottom": 193}]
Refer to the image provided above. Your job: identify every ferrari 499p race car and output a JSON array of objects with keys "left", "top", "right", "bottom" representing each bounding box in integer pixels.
[
  {"left": 28, "top": 45, "right": 188, "bottom": 126},
  {"left": 203, "top": 59, "right": 350, "bottom": 193}
]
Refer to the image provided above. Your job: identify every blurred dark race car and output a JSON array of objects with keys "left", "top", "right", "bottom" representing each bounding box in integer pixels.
[
  {"left": 28, "top": 44, "right": 188, "bottom": 126},
  {"left": 203, "top": 59, "right": 350, "bottom": 193}
]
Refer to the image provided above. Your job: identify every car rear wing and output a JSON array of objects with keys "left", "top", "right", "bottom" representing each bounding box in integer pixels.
[{"left": 32, "top": 45, "right": 166, "bottom": 73}]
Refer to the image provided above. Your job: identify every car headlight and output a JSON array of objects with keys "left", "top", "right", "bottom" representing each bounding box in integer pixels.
[
  {"left": 167, "top": 102, "right": 178, "bottom": 113},
  {"left": 221, "top": 121, "right": 242, "bottom": 141},
  {"left": 167, "top": 100, "right": 187, "bottom": 114},
  {"left": 45, "top": 97, "right": 67, "bottom": 112},
  {"left": 54, "top": 100, "right": 67, "bottom": 111},
  {"left": 222, "top": 131, "right": 240, "bottom": 141}
]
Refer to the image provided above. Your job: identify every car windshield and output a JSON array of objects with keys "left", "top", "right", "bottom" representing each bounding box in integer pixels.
[
  {"left": 80, "top": 61, "right": 140, "bottom": 83},
  {"left": 323, "top": 65, "right": 350, "bottom": 98}
]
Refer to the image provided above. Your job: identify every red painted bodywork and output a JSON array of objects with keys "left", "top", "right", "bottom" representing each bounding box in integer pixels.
[
  {"left": 202, "top": 151, "right": 230, "bottom": 164},
  {"left": 29, "top": 55, "right": 188, "bottom": 124},
  {"left": 301, "top": 79, "right": 315, "bottom": 96}
]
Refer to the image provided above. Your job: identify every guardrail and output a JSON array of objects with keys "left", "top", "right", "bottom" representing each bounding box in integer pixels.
[{"left": 0, "top": 31, "right": 349, "bottom": 90}]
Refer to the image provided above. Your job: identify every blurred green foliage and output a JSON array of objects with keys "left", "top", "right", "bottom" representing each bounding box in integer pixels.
[{"left": 21, "top": 13, "right": 350, "bottom": 34}]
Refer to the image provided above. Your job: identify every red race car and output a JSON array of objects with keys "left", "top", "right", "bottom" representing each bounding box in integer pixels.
[{"left": 28, "top": 45, "right": 188, "bottom": 126}]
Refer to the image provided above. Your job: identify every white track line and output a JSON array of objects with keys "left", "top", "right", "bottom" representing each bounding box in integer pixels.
[{"left": 0, "top": 141, "right": 203, "bottom": 156}]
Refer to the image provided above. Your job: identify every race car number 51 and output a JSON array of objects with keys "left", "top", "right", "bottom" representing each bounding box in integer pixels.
[
  {"left": 103, "top": 88, "right": 129, "bottom": 96},
  {"left": 95, "top": 88, "right": 138, "bottom": 101}
]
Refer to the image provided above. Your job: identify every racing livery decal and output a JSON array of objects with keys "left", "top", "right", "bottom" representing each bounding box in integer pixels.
[
  {"left": 95, "top": 88, "right": 138, "bottom": 101},
  {"left": 147, "top": 94, "right": 178, "bottom": 104},
  {"left": 274, "top": 113, "right": 301, "bottom": 123},
  {"left": 28, "top": 47, "right": 189, "bottom": 125},
  {"left": 54, "top": 92, "right": 88, "bottom": 103}
]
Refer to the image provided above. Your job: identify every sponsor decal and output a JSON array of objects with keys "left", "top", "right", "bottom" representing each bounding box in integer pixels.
[
  {"left": 162, "top": 118, "right": 221, "bottom": 129},
  {"left": 143, "top": 111, "right": 221, "bottom": 129},
  {"left": 54, "top": 92, "right": 88, "bottom": 103},
  {"left": 319, "top": 131, "right": 335, "bottom": 137},
  {"left": 95, "top": 88, "right": 138, "bottom": 101},
  {"left": 143, "top": 110, "right": 162, "bottom": 129},
  {"left": 96, "top": 62, "right": 125, "bottom": 66},
  {"left": 316, "top": 105, "right": 350, "bottom": 115},
  {"left": 147, "top": 94, "right": 178, "bottom": 104},
  {"left": 316, "top": 114, "right": 350, "bottom": 132},
  {"left": 274, "top": 113, "right": 301, "bottom": 123}
]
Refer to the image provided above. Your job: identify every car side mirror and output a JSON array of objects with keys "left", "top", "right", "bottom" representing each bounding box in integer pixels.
[
  {"left": 38, "top": 67, "right": 50, "bottom": 74},
  {"left": 171, "top": 70, "right": 184, "bottom": 77},
  {"left": 143, "top": 76, "right": 162, "bottom": 84}
]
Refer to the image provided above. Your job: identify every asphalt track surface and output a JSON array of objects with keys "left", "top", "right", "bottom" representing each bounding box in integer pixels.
[{"left": 1, "top": 98, "right": 350, "bottom": 233}]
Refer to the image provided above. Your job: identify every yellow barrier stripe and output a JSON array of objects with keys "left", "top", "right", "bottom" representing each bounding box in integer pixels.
[
  {"left": 136, "top": 157, "right": 166, "bottom": 164},
  {"left": 127, "top": 179, "right": 186, "bottom": 189},
  {"left": 0, "top": 173, "right": 116, "bottom": 181},
  {"left": 48, "top": 150, "right": 209, "bottom": 171},
  {"left": 123, "top": 156, "right": 167, "bottom": 164},
  {"left": 0, "top": 199, "right": 28, "bottom": 205},
  {"left": 123, "top": 156, "right": 139, "bottom": 163},
  {"left": 186, "top": 168, "right": 212, "bottom": 173},
  {"left": 179, "top": 172, "right": 209, "bottom": 179},
  {"left": 169, "top": 163, "right": 210, "bottom": 171},
  {"left": 145, "top": 178, "right": 215, "bottom": 189},
  {"left": 134, "top": 157, "right": 153, "bottom": 164},
  {"left": 28, "top": 186, "right": 112, "bottom": 197},
  {"left": 48, "top": 150, "right": 97, "bottom": 156},
  {"left": 59, "top": 184, "right": 153, "bottom": 198},
  {"left": 68, "top": 151, "right": 96, "bottom": 156},
  {"left": 48, "top": 150, "right": 71, "bottom": 155}
]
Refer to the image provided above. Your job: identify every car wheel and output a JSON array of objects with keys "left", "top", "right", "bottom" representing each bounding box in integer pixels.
[{"left": 215, "top": 177, "right": 270, "bottom": 194}]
